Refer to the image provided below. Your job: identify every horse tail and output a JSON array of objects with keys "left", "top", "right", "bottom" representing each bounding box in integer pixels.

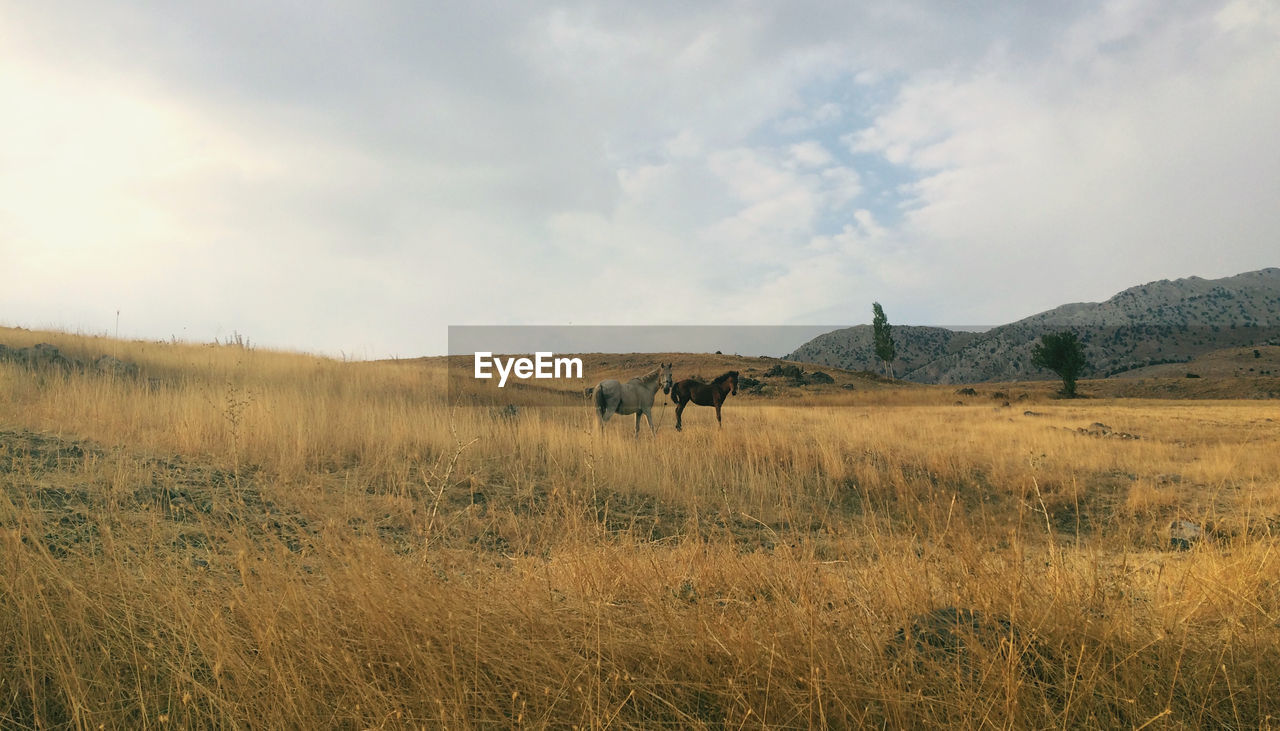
[{"left": 594, "top": 384, "right": 608, "bottom": 416}]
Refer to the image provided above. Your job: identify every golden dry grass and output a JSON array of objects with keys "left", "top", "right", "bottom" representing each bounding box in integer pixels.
[{"left": 3, "top": 326, "right": 1280, "bottom": 728}]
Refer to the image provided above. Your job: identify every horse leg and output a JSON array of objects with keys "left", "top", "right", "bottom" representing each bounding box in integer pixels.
[
  {"left": 598, "top": 397, "right": 619, "bottom": 435},
  {"left": 634, "top": 412, "right": 642, "bottom": 438},
  {"left": 675, "top": 402, "right": 686, "bottom": 431},
  {"left": 644, "top": 408, "right": 656, "bottom": 436},
  {"left": 715, "top": 395, "right": 723, "bottom": 427}
]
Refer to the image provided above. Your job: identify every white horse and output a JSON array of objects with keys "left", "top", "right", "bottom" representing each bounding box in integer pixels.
[{"left": 593, "top": 364, "right": 673, "bottom": 436}]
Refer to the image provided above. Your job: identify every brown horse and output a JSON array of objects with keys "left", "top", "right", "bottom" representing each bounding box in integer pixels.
[{"left": 670, "top": 371, "right": 738, "bottom": 431}]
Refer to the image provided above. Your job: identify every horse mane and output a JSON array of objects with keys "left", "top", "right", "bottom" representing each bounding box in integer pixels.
[
  {"left": 630, "top": 369, "right": 660, "bottom": 384},
  {"left": 711, "top": 370, "right": 739, "bottom": 385}
]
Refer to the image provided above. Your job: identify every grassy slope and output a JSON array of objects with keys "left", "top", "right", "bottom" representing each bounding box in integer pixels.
[{"left": 3, "top": 326, "right": 1280, "bottom": 728}]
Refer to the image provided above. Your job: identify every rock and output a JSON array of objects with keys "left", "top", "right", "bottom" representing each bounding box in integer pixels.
[
  {"left": 0, "top": 343, "right": 76, "bottom": 372},
  {"left": 1170, "top": 520, "right": 1202, "bottom": 550},
  {"left": 955, "top": 387, "right": 978, "bottom": 396},
  {"left": 92, "top": 355, "right": 139, "bottom": 379},
  {"left": 764, "top": 363, "right": 805, "bottom": 380},
  {"left": 1075, "top": 423, "right": 1142, "bottom": 440},
  {"left": 1, "top": 343, "right": 140, "bottom": 380}
]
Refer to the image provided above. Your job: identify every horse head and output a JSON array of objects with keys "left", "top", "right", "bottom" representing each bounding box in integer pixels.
[
  {"left": 726, "top": 370, "right": 739, "bottom": 396},
  {"left": 661, "top": 363, "right": 673, "bottom": 395}
]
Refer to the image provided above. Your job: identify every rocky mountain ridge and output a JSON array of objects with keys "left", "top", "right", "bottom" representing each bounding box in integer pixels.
[{"left": 787, "top": 268, "right": 1280, "bottom": 384}]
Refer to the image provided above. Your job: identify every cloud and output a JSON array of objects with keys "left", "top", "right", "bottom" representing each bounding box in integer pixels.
[
  {"left": 2, "top": 1, "right": 1277, "bottom": 355},
  {"left": 837, "top": 0, "right": 1280, "bottom": 323}
]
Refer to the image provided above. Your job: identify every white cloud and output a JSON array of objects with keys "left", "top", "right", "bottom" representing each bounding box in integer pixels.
[
  {"left": 843, "top": 1, "right": 1280, "bottom": 323},
  {"left": 788, "top": 141, "right": 834, "bottom": 168},
  {"left": 2, "top": 1, "right": 1277, "bottom": 355}
]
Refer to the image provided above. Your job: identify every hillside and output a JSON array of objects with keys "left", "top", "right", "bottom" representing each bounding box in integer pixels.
[
  {"left": 786, "top": 325, "right": 979, "bottom": 377},
  {"left": 788, "top": 268, "right": 1280, "bottom": 384},
  {"left": 1112, "top": 344, "right": 1280, "bottom": 379}
]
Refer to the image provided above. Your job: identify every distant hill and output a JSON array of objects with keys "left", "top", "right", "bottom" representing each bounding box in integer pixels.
[
  {"left": 787, "top": 268, "right": 1280, "bottom": 384},
  {"left": 787, "top": 326, "right": 979, "bottom": 377}
]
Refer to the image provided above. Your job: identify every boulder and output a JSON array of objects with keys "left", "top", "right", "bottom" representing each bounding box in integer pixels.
[
  {"left": 92, "top": 355, "right": 139, "bottom": 379},
  {"left": 1169, "top": 520, "right": 1202, "bottom": 550}
]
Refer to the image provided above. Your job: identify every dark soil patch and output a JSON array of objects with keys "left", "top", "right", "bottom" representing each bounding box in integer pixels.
[
  {"left": 0, "top": 429, "right": 316, "bottom": 563},
  {"left": 0, "top": 429, "right": 100, "bottom": 474}
]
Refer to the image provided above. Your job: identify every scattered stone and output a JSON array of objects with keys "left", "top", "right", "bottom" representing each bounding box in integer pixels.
[
  {"left": 956, "top": 387, "right": 978, "bottom": 396},
  {"left": 1024, "top": 410, "right": 1044, "bottom": 417},
  {"left": 0, "top": 343, "right": 75, "bottom": 372},
  {"left": 1074, "top": 423, "right": 1141, "bottom": 440},
  {"left": 1170, "top": 520, "right": 1201, "bottom": 550},
  {"left": 1203, "top": 520, "right": 1236, "bottom": 543},
  {"left": 764, "top": 363, "right": 805, "bottom": 380},
  {"left": 0, "top": 343, "right": 140, "bottom": 380},
  {"left": 92, "top": 354, "right": 139, "bottom": 379}
]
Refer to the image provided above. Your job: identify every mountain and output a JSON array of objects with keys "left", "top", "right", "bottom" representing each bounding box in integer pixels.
[
  {"left": 786, "top": 268, "right": 1280, "bottom": 384},
  {"left": 787, "top": 326, "right": 979, "bottom": 376}
]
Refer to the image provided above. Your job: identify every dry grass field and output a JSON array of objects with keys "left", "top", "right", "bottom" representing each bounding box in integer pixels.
[{"left": 3, "top": 326, "right": 1280, "bottom": 729}]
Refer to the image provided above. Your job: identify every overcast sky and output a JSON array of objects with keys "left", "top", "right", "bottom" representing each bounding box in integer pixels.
[{"left": 3, "top": 1, "right": 1277, "bottom": 358}]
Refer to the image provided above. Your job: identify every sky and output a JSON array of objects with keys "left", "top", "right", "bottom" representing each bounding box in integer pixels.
[{"left": 3, "top": 1, "right": 1278, "bottom": 358}]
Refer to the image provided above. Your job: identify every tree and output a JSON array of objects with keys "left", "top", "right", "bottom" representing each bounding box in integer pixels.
[
  {"left": 1031, "top": 330, "right": 1087, "bottom": 397},
  {"left": 872, "top": 302, "right": 896, "bottom": 378}
]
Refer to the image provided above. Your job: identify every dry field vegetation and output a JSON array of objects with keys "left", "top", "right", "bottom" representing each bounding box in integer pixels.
[{"left": 3, "top": 326, "right": 1280, "bottom": 729}]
